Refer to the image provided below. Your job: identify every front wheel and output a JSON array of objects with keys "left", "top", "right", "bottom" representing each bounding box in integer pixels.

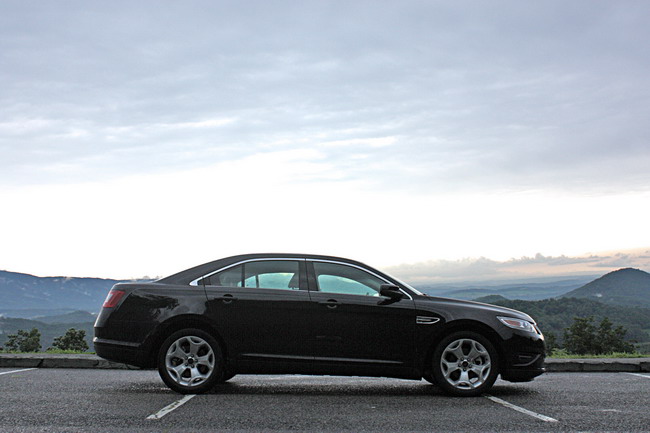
[
  {"left": 157, "top": 328, "right": 224, "bottom": 394},
  {"left": 431, "top": 331, "right": 499, "bottom": 397}
]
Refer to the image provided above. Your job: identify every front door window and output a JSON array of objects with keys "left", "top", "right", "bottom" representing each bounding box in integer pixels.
[{"left": 312, "top": 262, "right": 384, "bottom": 296}]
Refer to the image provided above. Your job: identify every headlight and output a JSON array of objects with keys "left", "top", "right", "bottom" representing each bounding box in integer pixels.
[{"left": 497, "top": 316, "right": 537, "bottom": 333}]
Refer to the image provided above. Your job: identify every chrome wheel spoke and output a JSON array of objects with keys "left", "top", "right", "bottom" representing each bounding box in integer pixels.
[
  {"left": 197, "top": 353, "right": 214, "bottom": 367},
  {"left": 189, "top": 366, "right": 209, "bottom": 383},
  {"left": 470, "top": 362, "right": 491, "bottom": 380},
  {"left": 456, "top": 370, "right": 473, "bottom": 388},
  {"left": 467, "top": 342, "right": 486, "bottom": 360},
  {"left": 441, "top": 359, "right": 459, "bottom": 375},
  {"left": 446, "top": 341, "right": 465, "bottom": 359},
  {"left": 167, "top": 363, "right": 187, "bottom": 382},
  {"left": 170, "top": 344, "right": 186, "bottom": 360},
  {"left": 188, "top": 339, "right": 203, "bottom": 357}
]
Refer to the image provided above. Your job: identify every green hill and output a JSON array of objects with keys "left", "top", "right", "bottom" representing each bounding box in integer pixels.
[
  {"left": 561, "top": 268, "right": 650, "bottom": 308},
  {"left": 475, "top": 296, "right": 650, "bottom": 345}
]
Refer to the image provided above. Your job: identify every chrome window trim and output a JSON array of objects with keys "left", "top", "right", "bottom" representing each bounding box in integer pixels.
[
  {"left": 308, "top": 259, "right": 414, "bottom": 301},
  {"left": 189, "top": 258, "right": 305, "bottom": 287}
]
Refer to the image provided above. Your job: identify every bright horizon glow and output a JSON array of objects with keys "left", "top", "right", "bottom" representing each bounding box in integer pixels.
[{"left": 1, "top": 153, "right": 649, "bottom": 280}]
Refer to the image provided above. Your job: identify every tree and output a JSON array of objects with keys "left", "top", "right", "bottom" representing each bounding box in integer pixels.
[
  {"left": 4, "top": 328, "right": 41, "bottom": 352},
  {"left": 596, "top": 317, "right": 634, "bottom": 353},
  {"left": 50, "top": 328, "right": 89, "bottom": 352},
  {"left": 563, "top": 316, "right": 634, "bottom": 355}
]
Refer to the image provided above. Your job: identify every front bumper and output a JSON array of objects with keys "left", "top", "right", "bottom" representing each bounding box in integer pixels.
[{"left": 499, "top": 332, "right": 546, "bottom": 382}]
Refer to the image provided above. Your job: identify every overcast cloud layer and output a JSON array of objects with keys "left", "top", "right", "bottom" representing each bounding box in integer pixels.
[
  {"left": 2, "top": 1, "right": 650, "bottom": 192},
  {"left": 1, "top": 1, "right": 649, "bottom": 278}
]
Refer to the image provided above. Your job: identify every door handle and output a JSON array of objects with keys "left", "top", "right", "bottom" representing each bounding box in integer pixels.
[
  {"left": 217, "top": 294, "right": 236, "bottom": 304},
  {"left": 318, "top": 299, "right": 339, "bottom": 309}
]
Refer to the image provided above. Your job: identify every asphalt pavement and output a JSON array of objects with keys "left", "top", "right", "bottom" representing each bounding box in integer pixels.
[
  {"left": 0, "top": 367, "right": 648, "bottom": 432},
  {"left": 2, "top": 353, "right": 650, "bottom": 371}
]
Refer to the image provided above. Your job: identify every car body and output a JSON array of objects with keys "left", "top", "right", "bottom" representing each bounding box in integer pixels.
[{"left": 94, "top": 253, "right": 545, "bottom": 396}]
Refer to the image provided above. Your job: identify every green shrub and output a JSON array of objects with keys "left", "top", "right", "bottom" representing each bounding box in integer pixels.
[
  {"left": 50, "top": 328, "right": 89, "bottom": 352},
  {"left": 4, "top": 328, "right": 42, "bottom": 352}
]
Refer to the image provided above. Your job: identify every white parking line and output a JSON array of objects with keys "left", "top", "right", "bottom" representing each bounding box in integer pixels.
[
  {"left": 627, "top": 373, "right": 650, "bottom": 379},
  {"left": 146, "top": 394, "right": 196, "bottom": 420},
  {"left": 485, "top": 394, "right": 558, "bottom": 423},
  {"left": 0, "top": 368, "right": 37, "bottom": 376}
]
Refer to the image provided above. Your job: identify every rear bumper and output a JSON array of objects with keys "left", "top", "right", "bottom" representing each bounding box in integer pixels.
[{"left": 93, "top": 337, "right": 150, "bottom": 368}]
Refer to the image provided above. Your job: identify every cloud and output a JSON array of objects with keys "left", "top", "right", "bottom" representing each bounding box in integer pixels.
[
  {"left": 0, "top": 1, "right": 649, "bottom": 195},
  {"left": 383, "top": 250, "right": 650, "bottom": 284}
]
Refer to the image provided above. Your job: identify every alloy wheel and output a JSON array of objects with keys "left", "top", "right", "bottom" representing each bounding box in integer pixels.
[
  {"left": 439, "top": 338, "right": 492, "bottom": 390},
  {"left": 165, "top": 335, "right": 215, "bottom": 387}
]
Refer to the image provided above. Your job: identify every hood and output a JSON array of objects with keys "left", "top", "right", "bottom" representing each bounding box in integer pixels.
[{"left": 416, "top": 295, "right": 536, "bottom": 323}]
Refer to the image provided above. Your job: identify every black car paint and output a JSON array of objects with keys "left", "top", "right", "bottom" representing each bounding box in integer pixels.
[{"left": 94, "top": 253, "right": 545, "bottom": 382}]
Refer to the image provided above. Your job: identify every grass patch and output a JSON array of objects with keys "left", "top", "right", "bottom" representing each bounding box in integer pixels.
[
  {"left": 45, "top": 349, "right": 95, "bottom": 355},
  {"left": 549, "top": 348, "right": 650, "bottom": 359}
]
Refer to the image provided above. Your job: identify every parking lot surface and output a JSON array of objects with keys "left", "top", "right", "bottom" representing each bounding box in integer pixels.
[{"left": 0, "top": 368, "right": 648, "bottom": 432}]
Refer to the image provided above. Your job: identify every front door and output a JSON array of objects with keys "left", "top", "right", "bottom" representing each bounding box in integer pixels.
[{"left": 307, "top": 260, "right": 416, "bottom": 367}]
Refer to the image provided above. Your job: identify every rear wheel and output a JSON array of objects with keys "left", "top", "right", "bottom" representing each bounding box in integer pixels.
[
  {"left": 157, "top": 328, "right": 224, "bottom": 394},
  {"left": 432, "top": 331, "right": 499, "bottom": 397}
]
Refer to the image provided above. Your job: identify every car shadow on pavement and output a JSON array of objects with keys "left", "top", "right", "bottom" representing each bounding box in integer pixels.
[
  {"left": 206, "top": 380, "right": 448, "bottom": 397},
  {"left": 487, "top": 383, "right": 541, "bottom": 398}
]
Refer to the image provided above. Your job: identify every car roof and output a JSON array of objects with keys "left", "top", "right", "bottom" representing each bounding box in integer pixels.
[{"left": 156, "top": 253, "right": 374, "bottom": 285}]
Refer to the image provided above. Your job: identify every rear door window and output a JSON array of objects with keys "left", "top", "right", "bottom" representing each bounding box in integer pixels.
[{"left": 203, "top": 260, "right": 301, "bottom": 290}]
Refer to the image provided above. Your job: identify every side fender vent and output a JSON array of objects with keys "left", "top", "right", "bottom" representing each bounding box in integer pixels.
[{"left": 416, "top": 316, "right": 441, "bottom": 325}]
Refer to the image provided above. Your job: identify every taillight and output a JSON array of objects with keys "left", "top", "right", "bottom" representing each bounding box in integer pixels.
[{"left": 103, "top": 289, "right": 126, "bottom": 308}]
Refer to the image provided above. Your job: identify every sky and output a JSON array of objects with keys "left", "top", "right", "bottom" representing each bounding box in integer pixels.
[{"left": 1, "top": 1, "right": 649, "bottom": 281}]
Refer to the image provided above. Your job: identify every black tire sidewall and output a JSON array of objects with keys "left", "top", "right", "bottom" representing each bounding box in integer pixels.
[
  {"left": 432, "top": 331, "right": 499, "bottom": 397},
  {"left": 157, "top": 328, "right": 224, "bottom": 394}
]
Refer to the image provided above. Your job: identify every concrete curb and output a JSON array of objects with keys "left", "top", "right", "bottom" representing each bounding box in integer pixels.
[
  {"left": 1, "top": 354, "right": 650, "bottom": 372},
  {"left": 0, "top": 354, "right": 133, "bottom": 369}
]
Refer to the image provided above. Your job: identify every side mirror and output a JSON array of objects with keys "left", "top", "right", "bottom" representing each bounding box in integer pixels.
[{"left": 379, "top": 284, "right": 404, "bottom": 301}]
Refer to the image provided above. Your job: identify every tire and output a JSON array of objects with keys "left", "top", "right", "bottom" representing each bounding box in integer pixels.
[
  {"left": 217, "top": 371, "right": 236, "bottom": 383},
  {"left": 422, "top": 371, "right": 437, "bottom": 385},
  {"left": 431, "top": 331, "right": 499, "bottom": 397},
  {"left": 157, "top": 328, "right": 224, "bottom": 394}
]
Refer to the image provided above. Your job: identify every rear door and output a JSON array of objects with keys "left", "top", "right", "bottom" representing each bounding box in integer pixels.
[{"left": 202, "top": 259, "right": 313, "bottom": 363}]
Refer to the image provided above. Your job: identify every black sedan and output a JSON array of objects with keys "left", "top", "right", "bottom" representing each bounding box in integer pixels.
[{"left": 94, "top": 253, "right": 545, "bottom": 396}]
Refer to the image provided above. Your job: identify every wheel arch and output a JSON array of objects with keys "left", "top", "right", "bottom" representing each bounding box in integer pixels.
[
  {"left": 144, "top": 315, "right": 227, "bottom": 368},
  {"left": 422, "top": 319, "right": 505, "bottom": 378}
]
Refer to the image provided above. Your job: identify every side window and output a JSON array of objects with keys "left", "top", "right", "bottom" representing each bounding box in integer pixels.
[
  {"left": 206, "top": 264, "right": 243, "bottom": 287},
  {"left": 313, "top": 262, "right": 384, "bottom": 297},
  {"left": 243, "top": 261, "right": 300, "bottom": 290},
  {"left": 205, "top": 261, "right": 300, "bottom": 290}
]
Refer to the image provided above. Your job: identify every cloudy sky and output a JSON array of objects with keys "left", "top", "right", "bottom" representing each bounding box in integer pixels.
[{"left": 1, "top": 1, "right": 649, "bottom": 281}]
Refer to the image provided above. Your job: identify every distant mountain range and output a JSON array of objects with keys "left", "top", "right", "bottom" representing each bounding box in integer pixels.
[
  {"left": 1, "top": 267, "right": 649, "bottom": 314},
  {"left": 420, "top": 276, "right": 596, "bottom": 301},
  {"left": 561, "top": 268, "right": 650, "bottom": 308},
  {"left": 0, "top": 270, "right": 145, "bottom": 316}
]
